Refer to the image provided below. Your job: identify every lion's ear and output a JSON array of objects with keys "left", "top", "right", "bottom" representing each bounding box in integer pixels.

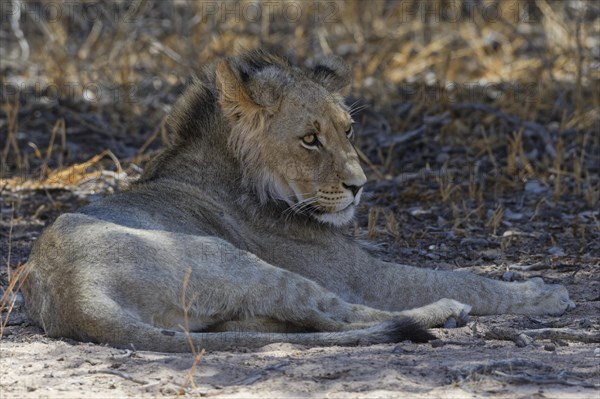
[
  {"left": 310, "top": 55, "right": 351, "bottom": 94},
  {"left": 215, "top": 60, "right": 257, "bottom": 118},
  {"left": 216, "top": 56, "right": 291, "bottom": 118}
]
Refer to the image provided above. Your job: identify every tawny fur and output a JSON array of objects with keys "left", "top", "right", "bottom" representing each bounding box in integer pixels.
[{"left": 22, "top": 50, "right": 575, "bottom": 352}]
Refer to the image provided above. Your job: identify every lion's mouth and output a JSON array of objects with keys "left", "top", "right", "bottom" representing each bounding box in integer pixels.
[
  {"left": 311, "top": 203, "right": 356, "bottom": 226},
  {"left": 311, "top": 202, "right": 354, "bottom": 215},
  {"left": 286, "top": 195, "right": 356, "bottom": 225}
]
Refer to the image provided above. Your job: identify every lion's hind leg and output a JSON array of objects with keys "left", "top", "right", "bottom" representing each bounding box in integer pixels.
[{"left": 207, "top": 317, "right": 309, "bottom": 333}]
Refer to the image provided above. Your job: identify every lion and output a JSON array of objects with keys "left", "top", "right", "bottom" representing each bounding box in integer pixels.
[{"left": 22, "top": 50, "right": 575, "bottom": 352}]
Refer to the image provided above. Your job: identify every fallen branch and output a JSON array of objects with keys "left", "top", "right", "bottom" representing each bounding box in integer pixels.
[
  {"left": 236, "top": 361, "right": 290, "bottom": 386},
  {"left": 89, "top": 369, "right": 149, "bottom": 385},
  {"left": 521, "top": 328, "right": 600, "bottom": 343},
  {"left": 493, "top": 370, "right": 600, "bottom": 389},
  {"left": 509, "top": 262, "right": 547, "bottom": 271},
  {"left": 111, "top": 349, "right": 134, "bottom": 359},
  {"left": 451, "top": 103, "right": 557, "bottom": 158},
  {"left": 430, "top": 338, "right": 486, "bottom": 348},
  {"left": 486, "top": 326, "right": 600, "bottom": 344},
  {"left": 453, "top": 357, "right": 552, "bottom": 378}
]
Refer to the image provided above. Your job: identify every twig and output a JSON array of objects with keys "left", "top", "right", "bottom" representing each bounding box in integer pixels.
[
  {"left": 1, "top": 263, "right": 31, "bottom": 339},
  {"left": 111, "top": 349, "right": 133, "bottom": 359},
  {"left": 355, "top": 147, "right": 386, "bottom": 180},
  {"left": 451, "top": 103, "right": 557, "bottom": 158},
  {"left": 89, "top": 369, "right": 149, "bottom": 385},
  {"left": 492, "top": 370, "right": 599, "bottom": 388},
  {"left": 9, "top": 0, "right": 30, "bottom": 61},
  {"left": 236, "top": 361, "right": 290, "bottom": 386},
  {"left": 5, "top": 205, "right": 14, "bottom": 281},
  {"left": 376, "top": 112, "right": 450, "bottom": 147},
  {"left": 430, "top": 338, "right": 486, "bottom": 348},
  {"left": 385, "top": 126, "right": 425, "bottom": 146},
  {"left": 57, "top": 106, "right": 113, "bottom": 136},
  {"left": 508, "top": 262, "right": 547, "bottom": 271},
  {"left": 141, "top": 380, "right": 162, "bottom": 392},
  {"left": 453, "top": 357, "right": 552, "bottom": 377}
]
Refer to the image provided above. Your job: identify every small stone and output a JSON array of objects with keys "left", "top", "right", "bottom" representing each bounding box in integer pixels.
[
  {"left": 481, "top": 249, "right": 500, "bottom": 261},
  {"left": 503, "top": 271, "right": 515, "bottom": 281},
  {"left": 431, "top": 339, "right": 445, "bottom": 348},
  {"left": 515, "top": 333, "right": 533, "bottom": 347},
  {"left": 580, "top": 318, "right": 592, "bottom": 328},
  {"left": 525, "top": 179, "right": 547, "bottom": 194},
  {"left": 594, "top": 348, "right": 600, "bottom": 357},
  {"left": 392, "top": 345, "right": 414, "bottom": 353},
  {"left": 336, "top": 43, "right": 359, "bottom": 56},
  {"left": 408, "top": 207, "right": 430, "bottom": 217},
  {"left": 460, "top": 237, "right": 490, "bottom": 247},
  {"left": 548, "top": 246, "right": 565, "bottom": 256},
  {"left": 544, "top": 343, "right": 556, "bottom": 351},
  {"left": 502, "top": 271, "right": 523, "bottom": 281},
  {"left": 436, "top": 152, "right": 450, "bottom": 163},
  {"left": 504, "top": 209, "right": 523, "bottom": 220}
]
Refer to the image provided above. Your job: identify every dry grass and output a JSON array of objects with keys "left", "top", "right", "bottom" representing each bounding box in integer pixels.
[
  {"left": 1, "top": 1, "right": 598, "bottom": 203},
  {"left": 0, "top": 262, "right": 30, "bottom": 339},
  {"left": 176, "top": 268, "right": 206, "bottom": 396}
]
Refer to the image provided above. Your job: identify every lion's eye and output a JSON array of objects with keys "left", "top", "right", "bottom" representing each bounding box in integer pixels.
[
  {"left": 345, "top": 126, "right": 354, "bottom": 140},
  {"left": 301, "top": 133, "right": 320, "bottom": 147}
]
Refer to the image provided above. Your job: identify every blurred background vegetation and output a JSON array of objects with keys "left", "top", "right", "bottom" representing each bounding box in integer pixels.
[{"left": 1, "top": 0, "right": 599, "bottom": 267}]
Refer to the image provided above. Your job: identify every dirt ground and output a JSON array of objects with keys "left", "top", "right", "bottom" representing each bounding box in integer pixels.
[{"left": 1, "top": 1, "right": 599, "bottom": 398}]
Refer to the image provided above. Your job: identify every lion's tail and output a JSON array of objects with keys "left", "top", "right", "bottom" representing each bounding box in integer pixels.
[{"left": 84, "top": 317, "right": 434, "bottom": 353}]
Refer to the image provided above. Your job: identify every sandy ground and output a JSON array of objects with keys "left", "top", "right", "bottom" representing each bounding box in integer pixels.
[{"left": 1, "top": 331, "right": 598, "bottom": 398}]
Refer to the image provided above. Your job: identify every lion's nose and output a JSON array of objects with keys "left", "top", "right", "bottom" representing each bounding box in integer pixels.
[{"left": 342, "top": 183, "right": 364, "bottom": 197}]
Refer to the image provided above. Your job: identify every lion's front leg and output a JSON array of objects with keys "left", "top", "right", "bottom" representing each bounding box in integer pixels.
[
  {"left": 314, "top": 246, "right": 575, "bottom": 318},
  {"left": 341, "top": 250, "right": 575, "bottom": 316}
]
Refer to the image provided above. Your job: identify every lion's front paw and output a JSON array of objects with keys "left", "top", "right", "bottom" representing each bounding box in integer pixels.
[{"left": 517, "top": 278, "right": 576, "bottom": 316}]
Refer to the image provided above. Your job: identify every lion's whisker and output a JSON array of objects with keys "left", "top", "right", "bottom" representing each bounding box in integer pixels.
[{"left": 349, "top": 104, "right": 370, "bottom": 116}]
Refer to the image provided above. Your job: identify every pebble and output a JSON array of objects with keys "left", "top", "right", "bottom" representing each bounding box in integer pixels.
[
  {"left": 502, "top": 271, "right": 515, "bottom": 281},
  {"left": 460, "top": 237, "right": 490, "bottom": 247},
  {"left": 481, "top": 249, "right": 500, "bottom": 261},
  {"left": 515, "top": 333, "right": 533, "bottom": 347},
  {"left": 408, "top": 207, "right": 430, "bottom": 217},
  {"left": 504, "top": 209, "right": 523, "bottom": 220},
  {"left": 544, "top": 343, "right": 556, "bottom": 351},
  {"left": 525, "top": 179, "right": 548, "bottom": 194},
  {"left": 502, "top": 271, "right": 523, "bottom": 281},
  {"left": 548, "top": 246, "right": 565, "bottom": 256},
  {"left": 392, "top": 345, "right": 414, "bottom": 354}
]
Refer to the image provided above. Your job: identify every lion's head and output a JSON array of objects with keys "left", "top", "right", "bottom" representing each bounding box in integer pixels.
[{"left": 215, "top": 50, "right": 366, "bottom": 227}]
